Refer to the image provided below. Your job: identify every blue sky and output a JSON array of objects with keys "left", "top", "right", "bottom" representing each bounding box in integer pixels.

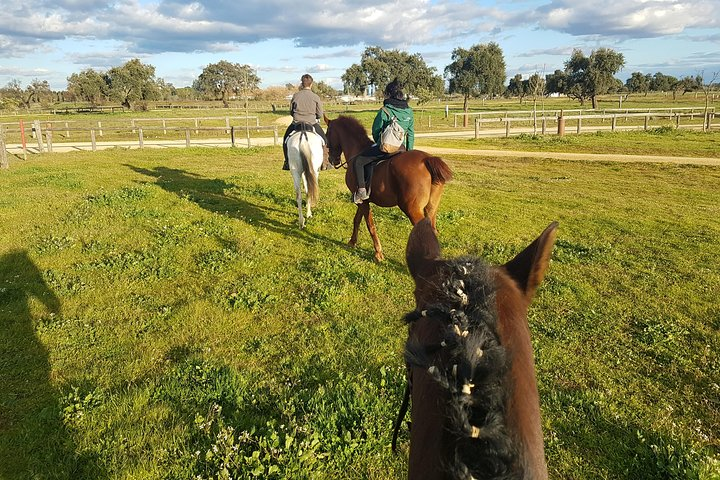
[{"left": 1, "top": 0, "right": 719, "bottom": 92}]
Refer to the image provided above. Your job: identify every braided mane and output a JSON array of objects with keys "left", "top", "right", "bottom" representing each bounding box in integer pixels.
[{"left": 404, "top": 256, "right": 522, "bottom": 480}]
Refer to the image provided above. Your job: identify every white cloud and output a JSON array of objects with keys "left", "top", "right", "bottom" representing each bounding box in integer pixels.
[{"left": 533, "top": 0, "right": 719, "bottom": 38}]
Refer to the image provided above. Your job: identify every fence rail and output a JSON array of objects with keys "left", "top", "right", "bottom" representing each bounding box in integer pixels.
[
  {"left": 2, "top": 124, "right": 279, "bottom": 155},
  {"left": 454, "top": 106, "right": 716, "bottom": 127},
  {"left": 468, "top": 110, "right": 716, "bottom": 137}
]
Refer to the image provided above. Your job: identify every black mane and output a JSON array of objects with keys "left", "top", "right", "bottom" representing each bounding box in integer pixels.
[{"left": 404, "top": 256, "right": 522, "bottom": 480}]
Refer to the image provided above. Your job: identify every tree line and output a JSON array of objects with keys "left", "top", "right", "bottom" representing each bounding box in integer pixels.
[{"left": 1, "top": 45, "right": 717, "bottom": 112}]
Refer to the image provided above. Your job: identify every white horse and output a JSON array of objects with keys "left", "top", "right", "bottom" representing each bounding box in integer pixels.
[{"left": 286, "top": 128, "right": 325, "bottom": 228}]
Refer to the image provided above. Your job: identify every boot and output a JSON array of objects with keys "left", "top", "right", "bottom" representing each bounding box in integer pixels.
[
  {"left": 320, "top": 146, "right": 331, "bottom": 170},
  {"left": 353, "top": 188, "right": 369, "bottom": 204},
  {"left": 282, "top": 158, "right": 289, "bottom": 170}
]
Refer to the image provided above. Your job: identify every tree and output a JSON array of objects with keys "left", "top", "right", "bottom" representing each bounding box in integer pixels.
[
  {"left": 545, "top": 70, "right": 567, "bottom": 95},
  {"left": 626, "top": 72, "right": 650, "bottom": 96},
  {"left": 564, "top": 48, "right": 625, "bottom": 108},
  {"left": 697, "top": 70, "right": 719, "bottom": 131},
  {"left": 313, "top": 81, "right": 338, "bottom": 99},
  {"left": 193, "top": 61, "right": 260, "bottom": 107},
  {"left": 445, "top": 42, "right": 506, "bottom": 115},
  {"left": 105, "top": 59, "right": 161, "bottom": 109},
  {"left": 341, "top": 63, "right": 368, "bottom": 96},
  {"left": 650, "top": 72, "right": 677, "bottom": 93},
  {"left": 342, "top": 46, "right": 443, "bottom": 99},
  {"left": 507, "top": 74, "right": 527, "bottom": 102},
  {"left": 67, "top": 68, "right": 107, "bottom": 104},
  {"left": 1, "top": 79, "right": 52, "bottom": 109}
]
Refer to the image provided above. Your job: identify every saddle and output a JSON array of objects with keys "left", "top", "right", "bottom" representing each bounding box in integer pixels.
[
  {"left": 360, "top": 148, "right": 404, "bottom": 189},
  {"left": 286, "top": 122, "right": 323, "bottom": 145}
]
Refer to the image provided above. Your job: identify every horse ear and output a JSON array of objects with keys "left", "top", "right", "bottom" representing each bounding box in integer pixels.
[
  {"left": 406, "top": 218, "right": 442, "bottom": 281},
  {"left": 323, "top": 114, "right": 331, "bottom": 125},
  {"left": 502, "top": 221, "right": 558, "bottom": 301}
]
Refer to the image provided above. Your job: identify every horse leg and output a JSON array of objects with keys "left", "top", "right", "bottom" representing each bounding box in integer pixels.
[
  {"left": 424, "top": 183, "right": 446, "bottom": 231},
  {"left": 399, "top": 201, "right": 427, "bottom": 226},
  {"left": 348, "top": 205, "right": 364, "bottom": 247},
  {"left": 364, "top": 207, "right": 384, "bottom": 262},
  {"left": 293, "top": 173, "right": 305, "bottom": 228},
  {"left": 304, "top": 173, "right": 313, "bottom": 220}
]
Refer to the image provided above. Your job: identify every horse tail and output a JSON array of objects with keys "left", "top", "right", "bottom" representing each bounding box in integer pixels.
[
  {"left": 300, "top": 136, "right": 319, "bottom": 207},
  {"left": 424, "top": 156, "right": 453, "bottom": 185}
]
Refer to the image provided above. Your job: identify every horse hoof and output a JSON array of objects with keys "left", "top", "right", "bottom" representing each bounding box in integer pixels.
[
  {"left": 347, "top": 240, "right": 357, "bottom": 248},
  {"left": 374, "top": 252, "right": 385, "bottom": 262}
]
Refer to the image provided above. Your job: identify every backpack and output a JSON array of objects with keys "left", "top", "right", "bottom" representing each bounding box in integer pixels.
[{"left": 379, "top": 107, "right": 406, "bottom": 153}]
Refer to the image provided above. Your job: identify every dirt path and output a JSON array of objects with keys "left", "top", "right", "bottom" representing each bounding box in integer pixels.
[{"left": 416, "top": 145, "right": 720, "bottom": 166}]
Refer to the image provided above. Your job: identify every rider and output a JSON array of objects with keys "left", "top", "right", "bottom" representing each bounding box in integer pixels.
[
  {"left": 282, "top": 74, "right": 329, "bottom": 170},
  {"left": 351, "top": 79, "right": 415, "bottom": 204}
]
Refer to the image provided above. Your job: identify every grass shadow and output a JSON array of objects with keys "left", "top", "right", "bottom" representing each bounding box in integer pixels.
[
  {"left": 125, "top": 164, "right": 407, "bottom": 272},
  {"left": 0, "top": 250, "right": 106, "bottom": 479}
]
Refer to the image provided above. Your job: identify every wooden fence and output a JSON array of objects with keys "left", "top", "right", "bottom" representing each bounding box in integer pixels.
[
  {"left": 2, "top": 123, "right": 279, "bottom": 155},
  {"left": 470, "top": 110, "right": 716, "bottom": 138},
  {"left": 456, "top": 106, "right": 715, "bottom": 128}
]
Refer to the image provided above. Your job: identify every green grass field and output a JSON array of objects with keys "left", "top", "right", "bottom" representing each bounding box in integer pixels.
[{"left": 1, "top": 142, "right": 719, "bottom": 479}]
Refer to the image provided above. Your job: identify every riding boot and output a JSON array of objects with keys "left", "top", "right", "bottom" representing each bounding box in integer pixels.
[
  {"left": 320, "top": 146, "right": 330, "bottom": 170},
  {"left": 282, "top": 158, "right": 289, "bottom": 170}
]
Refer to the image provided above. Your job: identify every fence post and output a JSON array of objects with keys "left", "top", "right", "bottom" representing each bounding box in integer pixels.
[
  {"left": 65, "top": 122, "right": 70, "bottom": 138},
  {"left": 474, "top": 117, "right": 479, "bottom": 139},
  {"left": 231, "top": 126, "right": 236, "bottom": 147},
  {"left": 505, "top": 119, "right": 510, "bottom": 138},
  {"left": 46, "top": 127, "right": 53, "bottom": 153},
  {"left": 91, "top": 129, "right": 97, "bottom": 151},
  {"left": 576, "top": 112, "right": 582, "bottom": 134},
  {"left": 225, "top": 117, "right": 230, "bottom": 134},
  {"left": 185, "top": 128, "right": 191, "bottom": 147},
  {"left": 557, "top": 110, "right": 565, "bottom": 137},
  {"left": 98, "top": 121, "right": 103, "bottom": 137},
  {"left": 644, "top": 115, "right": 648, "bottom": 131},
  {"left": 138, "top": 127, "right": 144, "bottom": 148},
  {"left": 541, "top": 116, "right": 546, "bottom": 135},
  {"left": 246, "top": 125, "right": 251, "bottom": 147},
  {"left": 34, "top": 121, "right": 44, "bottom": 153},
  {"left": 162, "top": 119, "right": 167, "bottom": 135},
  {"left": 194, "top": 118, "right": 199, "bottom": 134},
  {"left": 273, "top": 126, "right": 278, "bottom": 145},
  {"left": 19, "top": 120, "right": 27, "bottom": 159},
  {"left": 0, "top": 125, "right": 9, "bottom": 169},
  {"left": 612, "top": 115, "right": 617, "bottom": 132}
]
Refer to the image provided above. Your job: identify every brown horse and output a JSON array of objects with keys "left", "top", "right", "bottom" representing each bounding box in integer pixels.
[
  {"left": 323, "top": 115, "right": 452, "bottom": 261},
  {"left": 398, "top": 218, "right": 557, "bottom": 479}
]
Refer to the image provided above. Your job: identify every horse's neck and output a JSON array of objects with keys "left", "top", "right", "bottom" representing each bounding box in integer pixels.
[{"left": 343, "top": 136, "right": 372, "bottom": 160}]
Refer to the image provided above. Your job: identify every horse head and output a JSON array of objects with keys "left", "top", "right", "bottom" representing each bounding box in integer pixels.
[
  {"left": 323, "top": 115, "right": 344, "bottom": 167},
  {"left": 402, "top": 218, "right": 557, "bottom": 480},
  {"left": 323, "top": 115, "right": 373, "bottom": 167}
]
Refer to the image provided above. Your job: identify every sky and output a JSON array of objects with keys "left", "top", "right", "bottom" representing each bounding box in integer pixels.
[{"left": 1, "top": 0, "right": 719, "bottom": 92}]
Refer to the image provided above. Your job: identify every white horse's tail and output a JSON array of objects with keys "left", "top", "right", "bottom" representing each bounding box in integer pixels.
[{"left": 300, "top": 136, "right": 319, "bottom": 207}]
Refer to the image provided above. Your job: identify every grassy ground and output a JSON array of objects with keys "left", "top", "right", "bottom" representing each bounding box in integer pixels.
[{"left": 1, "top": 145, "right": 719, "bottom": 479}]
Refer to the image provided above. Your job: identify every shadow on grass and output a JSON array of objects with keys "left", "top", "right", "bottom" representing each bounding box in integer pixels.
[
  {"left": 0, "top": 250, "right": 105, "bottom": 479},
  {"left": 125, "top": 164, "right": 407, "bottom": 272}
]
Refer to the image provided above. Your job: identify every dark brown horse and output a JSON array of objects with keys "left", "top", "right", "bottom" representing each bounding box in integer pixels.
[
  {"left": 399, "top": 218, "right": 557, "bottom": 479},
  {"left": 323, "top": 115, "right": 452, "bottom": 261}
]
